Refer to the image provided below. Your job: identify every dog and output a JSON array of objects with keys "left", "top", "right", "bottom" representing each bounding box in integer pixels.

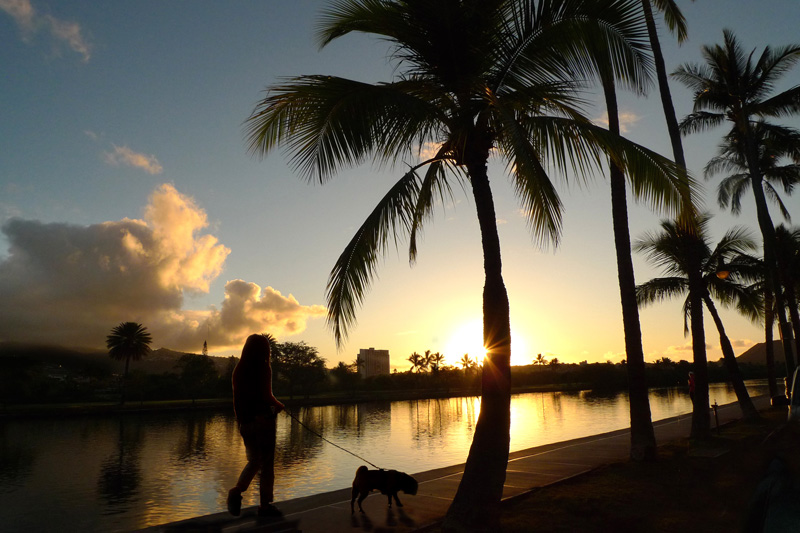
[{"left": 350, "top": 465, "right": 418, "bottom": 513}]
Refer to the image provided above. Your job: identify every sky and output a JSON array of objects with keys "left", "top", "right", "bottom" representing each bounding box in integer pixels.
[{"left": 1, "top": 0, "right": 799, "bottom": 371}]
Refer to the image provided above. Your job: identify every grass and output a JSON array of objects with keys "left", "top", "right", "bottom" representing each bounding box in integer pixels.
[{"left": 500, "top": 407, "right": 797, "bottom": 532}]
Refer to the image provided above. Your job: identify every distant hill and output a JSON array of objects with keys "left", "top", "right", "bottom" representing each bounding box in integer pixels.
[
  {"left": 0, "top": 342, "right": 233, "bottom": 375},
  {"left": 736, "top": 340, "right": 786, "bottom": 366}
]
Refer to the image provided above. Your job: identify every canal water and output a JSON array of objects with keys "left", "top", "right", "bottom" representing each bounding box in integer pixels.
[{"left": 0, "top": 381, "right": 770, "bottom": 532}]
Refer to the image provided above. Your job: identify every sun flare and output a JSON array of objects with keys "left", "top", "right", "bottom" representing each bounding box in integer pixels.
[{"left": 444, "top": 320, "right": 529, "bottom": 367}]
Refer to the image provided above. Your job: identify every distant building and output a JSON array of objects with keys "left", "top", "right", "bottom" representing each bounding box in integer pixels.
[{"left": 358, "top": 348, "right": 390, "bottom": 378}]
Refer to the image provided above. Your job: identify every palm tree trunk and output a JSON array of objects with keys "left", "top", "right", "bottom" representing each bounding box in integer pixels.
[
  {"left": 746, "top": 138, "right": 797, "bottom": 375},
  {"left": 688, "top": 265, "right": 711, "bottom": 439},
  {"left": 641, "top": 0, "right": 687, "bottom": 171},
  {"left": 702, "top": 293, "right": 759, "bottom": 420},
  {"left": 121, "top": 357, "right": 130, "bottom": 406},
  {"left": 765, "top": 288, "right": 778, "bottom": 397},
  {"left": 444, "top": 137, "right": 511, "bottom": 533},
  {"left": 602, "top": 74, "right": 656, "bottom": 461},
  {"left": 778, "top": 271, "right": 800, "bottom": 362}
]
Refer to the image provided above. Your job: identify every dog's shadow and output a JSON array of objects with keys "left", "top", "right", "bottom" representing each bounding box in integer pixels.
[
  {"left": 350, "top": 511, "right": 374, "bottom": 531},
  {"left": 386, "top": 506, "right": 416, "bottom": 528}
]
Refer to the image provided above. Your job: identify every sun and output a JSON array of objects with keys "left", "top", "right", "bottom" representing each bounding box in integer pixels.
[{"left": 444, "top": 320, "right": 529, "bottom": 367}]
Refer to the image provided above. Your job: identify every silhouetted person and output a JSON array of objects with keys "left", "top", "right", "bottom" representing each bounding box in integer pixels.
[
  {"left": 227, "top": 334, "right": 285, "bottom": 518},
  {"left": 688, "top": 371, "right": 696, "bottom": 402}
]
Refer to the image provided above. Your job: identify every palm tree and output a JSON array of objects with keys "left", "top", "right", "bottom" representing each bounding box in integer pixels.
[
  {"left": 533, "top": 353, "right": 547, "bottom": 365},
  {"left": 639, "top": 0, "right": 690, "bottom": 172},
  {"left": 408, "top": 351, "right": 424, "bottom": 373},
  {"left": 460, "top": 354, "right": 475, "bottom": 373},
  {"left": 106, "top": 322, "right": 152, "bottom": 405},
  {"left": 674, "top": 30, "right": 800, "bottom": 376},
  {"left": 429, "top": 351, "right": 445, "bottom": 373},
  {"left": 245, "top": 2, "right": 689, "bottom": 529},
  {"left": 635, "top": 216, "right": 762, "bottom": 429},
  {"left": 775, "top": 225, "right": 800, "bottom": 359},
  {"left": 587, "top": 9, "right": 664, "bottom": 460}
]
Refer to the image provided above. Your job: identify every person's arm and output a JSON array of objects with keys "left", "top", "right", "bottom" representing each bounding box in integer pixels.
[{"left": 262, "top": 363, "right": 285, "bottom": 413}]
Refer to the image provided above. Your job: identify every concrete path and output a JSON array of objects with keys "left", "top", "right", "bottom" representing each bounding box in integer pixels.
[{"left": 145, "top": 396, "right": 772, "bottom": 533}]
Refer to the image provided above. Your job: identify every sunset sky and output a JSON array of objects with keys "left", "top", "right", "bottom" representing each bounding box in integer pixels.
[{"left": 1, "top": 0, "right": 798, "bottom": 371}]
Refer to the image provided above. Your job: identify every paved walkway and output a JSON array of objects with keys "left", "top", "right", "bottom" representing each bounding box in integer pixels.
[{"left": 145, "top": 396, "right": 772, "bottom": 533}]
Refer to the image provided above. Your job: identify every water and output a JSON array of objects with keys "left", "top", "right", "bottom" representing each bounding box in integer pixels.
[{"left": 0, "top": 381, "right": 770, "bottom": 532}]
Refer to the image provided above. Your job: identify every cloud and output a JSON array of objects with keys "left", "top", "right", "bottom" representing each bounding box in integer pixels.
[
  {"left": 0, "top": 0, "right": 91, "bottom": 62},
  {"left": 593, "top": 111, "right": 641, "bottom": 134},
  {"left": 731, "top": 338, "right": 753, "bottom": 348},
  {"left": 0, "top": 184, "right": 326, "bottom": 352},
  {"left": 105, "top": 145, "right": 164, "bottom": 175}
]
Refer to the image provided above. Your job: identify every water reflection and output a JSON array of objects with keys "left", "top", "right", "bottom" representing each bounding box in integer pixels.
[
  {"left": 97, "top": 417, "right": 144, "bottom": 512},
  {"left": 1, "top": 380, "right": 771, "bottom": 532},
  {"left": 0, "top": 425, "right": 35, "bottom": 493}
]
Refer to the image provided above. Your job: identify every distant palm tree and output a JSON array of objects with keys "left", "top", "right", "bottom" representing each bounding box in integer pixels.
[
  {"left": 460, "top": 354, "right": 476, "bottom": 373},
  {"left": 408, "top": 352, "right": 424, "bottom": 373},
  {"left": 429, "top": 351, "right": 445, "bottom": 374},
  {"left": 674, "top": 30, "right": 800, "bottom": 375},
  {"left": 245, "top": 2, "right": 690, "bottom": 528},
  {"left": 106, "top": 322, "right": 152, "bottom": 405},
  {"left": 635, "top": 216, "right": 761, "bottom": 426},
  {"left": 533, "top": 353, "right": 547, "bottom": 366}
]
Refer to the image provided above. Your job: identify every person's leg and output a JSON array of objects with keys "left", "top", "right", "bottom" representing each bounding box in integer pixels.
[
  {"left": 258, "top": 416, "right": 277, "bottom": 507},
  {"left": 236, "top": 423, "right": 263, "bottom": 491},
  {"left": 228, "top": 422, "right": 262, "bottom": 516}
]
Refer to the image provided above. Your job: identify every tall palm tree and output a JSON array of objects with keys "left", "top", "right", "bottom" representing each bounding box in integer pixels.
[
  {"left": 106, "top": 322, "right": 152, "bottom": 405},
  {"left": 639, "top": 0, "right": 690, "bottom": 171},
  {"left": 245, "top": 2, "right": 689, "bottom": 529},
  {"left": 587, "top": 9, "right": 662, "bottom": 460},
  {"left": 674, "top": 30, "right": 800, "bottom": 376},
  {"left": 775, "top": 225, "right": 800, "bottom": 359},
  {"left": 706, "top": 121, "right": 800, "bottom": 393},
  {"left": 635, "top": 216, "right": 761, "bottom": 428}
]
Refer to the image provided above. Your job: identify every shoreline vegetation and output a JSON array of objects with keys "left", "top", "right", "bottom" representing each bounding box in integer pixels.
[{"left": 0, "top": 340, "right": 785, "bottom": 419}]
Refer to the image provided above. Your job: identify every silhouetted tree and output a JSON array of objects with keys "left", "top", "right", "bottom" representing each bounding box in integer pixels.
[
  {"left": 635, "top": 215, "right": 761, "bottom": 427},
  {"left": 176, "top": 353, "right": 218, "bottom": 403},
  {"left": 675, "top": 30, "right": 800, "bottom": 375},
  {"left": 106, "top": 322, "right": 152, "bottom": 405},
  {"left": 245, "top": 2, "right": 689, "bottom": 528}
]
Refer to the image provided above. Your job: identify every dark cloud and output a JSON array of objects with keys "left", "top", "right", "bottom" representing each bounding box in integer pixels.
[{"left": 0, "top": 184, "right": 325, "bottom": 351}]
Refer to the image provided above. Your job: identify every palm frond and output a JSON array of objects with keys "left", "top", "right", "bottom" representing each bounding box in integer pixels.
[
  {"left": 635, "top": 276, "right": 688, "bottom": 307},
  {"left": 244, "top": 76, "right": 442, "bottom": 183},
  {"left": 651, "top": 0, "right": 689, "bottom": 43},
  {"left": 325, "top": 166, "right": 421, "bottom": 347}
]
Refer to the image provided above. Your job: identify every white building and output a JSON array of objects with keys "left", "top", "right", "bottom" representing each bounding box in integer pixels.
[{"left": 357, "top": 348, "right": 390, "bottom": 378}]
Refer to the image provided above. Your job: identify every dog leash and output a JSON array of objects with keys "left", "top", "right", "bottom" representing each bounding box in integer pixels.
[{"left": 282, "top": 410, "right": 384, "bottom": 470}]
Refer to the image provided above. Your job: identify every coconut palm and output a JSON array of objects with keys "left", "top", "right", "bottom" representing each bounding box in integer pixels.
[
  {"left": 460, "top": 354, "right": 475, "bottom": 373},
  {"left": 674, "top": 30, "right": 800, "bottom": 375},
  {"left": 429, "top": 351, "right": 445, "bottom": 373},
  {"left": 775, "top": 225, "right": 800, "bottom": 359},
  {"left": 635, "top": 216, "right": 762, "bottom": 430},
  {"left": 408, "top": 351, "right": 425, "bottom": 373},
  {"left": 587, "top": 10, "right": 663, "bottom": 460},
  {"left": 245, "top": 1, "right": 690, "bottom": 528},
  {"left": 106, "top": 322, "right": 152, "bottom": 405}
]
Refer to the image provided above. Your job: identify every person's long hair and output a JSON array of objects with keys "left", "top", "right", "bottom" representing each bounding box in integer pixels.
[{"left": 237, "top": 333, "right": 270, "bottom": 374}]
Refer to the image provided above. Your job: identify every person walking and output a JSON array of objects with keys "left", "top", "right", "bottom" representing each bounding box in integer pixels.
[
  {"left": 688, "top": 371, "right": 696, "bottom": 402},
  {"left": 227, "top": 334, "right": 285, "bottom": 517}
]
